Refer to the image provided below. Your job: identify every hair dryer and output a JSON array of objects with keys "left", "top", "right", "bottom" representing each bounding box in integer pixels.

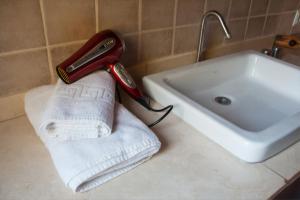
[{"left": 56, "top": 30, "right": 172, "bottom": 127}]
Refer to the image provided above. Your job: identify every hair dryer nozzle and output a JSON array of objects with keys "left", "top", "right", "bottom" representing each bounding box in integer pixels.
[{"left": 56, "top": 66, "right": 71, "bottom": 84}]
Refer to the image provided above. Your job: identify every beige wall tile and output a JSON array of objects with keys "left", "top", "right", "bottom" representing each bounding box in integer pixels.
[
  {"left": 141, "top": 30, "right": 173, "bottom": 61},
  {"left": 50, "top": 42, "right": 85, "bottom": 79},
  {"left": 264, "top": 15, "right": 280, "bottom": 35},
  {"left": 121, "top": 34, "right": 138, "bottom": 67},
  {"left": 100, "top": 0, "right": 138, "bottom": 34},
  {"left": 230, "top": 0, "right": 251, "bottom": 19},
  {"left": 142, "top": 0, "right": 174, "bottom": 30},
  {"left": 250, "top": 0, "right": 269, "bottom": 16},
  {"left": 206, "top": 0, "right": 230, "bottom": 17},
  {"left": 0, "top": 0, "right": 45, "bottom": 53},
  {"left": 292, "top": 22, "right": 300, "bottom": 33},
  {"left": 205, "top": 21, "right": 228, "bottom": 49},
  {"left": 264, "top": 13, "right": 294, "bottom": 35},
  {"left": 269, "top": 0, "right": 299, "bottom": 14},
  {"left": 43, "top": 0, "right": 95, "bottom": 44},
  {"left": 280, "top": 47, "right": 300, "bottom": 66},
  {"left": 176, "top": 0, "right": 205, "bottom": 25},
  {"left": 245, "top": 17, "right": 265, "bottom": 39},
  {"left": 146, "top": 52, "right": 196, "bottom": 74},
  {"left": 174, "top": 25, "right": 200, "bottom": 54},
  {"left": 276, "top": 12, "right": 294, "bottom": 35},
  {"left": 0, "top": 93, "right": 25, "bottom": 122},
  {"left": 225, "top": 19, "right": 247, "bottom": 43},
  {"left": 205, "top": 36, "right": 274, "bottom": 59},
  {"left": 127, "top": 63, "right": 147, "bottom": 82},
  {"left": 292, "top": 22, "right": 300, "bottom": 34},
  {"left": 0, "top": 50, "right": 50, "bottom": 97}
]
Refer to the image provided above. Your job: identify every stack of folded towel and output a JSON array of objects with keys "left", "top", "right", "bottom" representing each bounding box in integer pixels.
[
  {"left": 24, "top": 71, "right": 161, "bottom": 192},
  {"left": 39, "top": 71, "right": 115, "bottom": 142}
]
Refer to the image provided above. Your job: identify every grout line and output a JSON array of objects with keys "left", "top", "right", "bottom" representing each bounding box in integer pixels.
[
  {"left": 199, "top": 0, "right": 207, "bottom": 51},
  {"left": 171, "top": 0, "right": 178, "bottom": 55},
  {"left": 226, "top": 1, "right": 232, "bottom": 28},
  {"left": 0, "top": 46, "right": 47, "bottom": 57},
  {"left": 248, "top": 14, "right": 268, "bottom": 19},
  {"left": 244, "top": 34, "right": 270, "bottom": 41},
  {"left": 243, "top": 0, "right": 253, "bottom": 40},
  {"left": 172, "top": 22, "right": 200, "bottom": 31},
  {"left": 0, "top": 39, "right": 88, "bottom": 57},
  {"left": 123, "top": 32, "right": 139, "bottom": 37},
  {"left": 146, "top": 51, "right": 197, "bottom": 65},
  {"left": 39, "top": 0, "right": 55, "bottom": 84},
  {"left": 235, "top": 34, "right": 274, "bottom": 43},
  {"left": 226, "top": 0, "right": 232, "bottom": 22},
  {"left": 39, "top": 0, "right": 49, "bottom": 48},
  {"left": 262, "top": 33, "right": 278, "bottom": 38},
  {"left": 249, "top": 14, "right": 267, "bottom": 18},
  {"left": 268, "top": 10, "right": 298, "bottom": 16},
  {"left": 141, "top": 27, "right": 174, "bottom": 34},
  {"left": 170, "top": 50, "right": 197, "bottom": 58},
  {"left": 131, "top": 51, "right": 197, "bottom": 69},
  {"left": 262, "top": 164, "right": 288, "bottom": 182},
  {"left": 176, "top": 23, "right": 201, "bottom": 28},
  {"left": 0, "top": 114, "right": 26, "bottom": 124},
  {"left": 262, "top": 0, "right": 272, "bottom": 36},
  {"left": 289, "top": 11, "right": 297, "bottom": 34},
  {"left": 48, "top": 39, "right": 87, "bottom": 49},
  {"left": 228, "top": 16, "right": 250, "bottom": 21},
  {"left": 201, "top": 0, "right": 207, "bottom": 51},
  {"left": 149, "top": 51, "right": 196, "bottom": 64},
  {"left": 98, "top": 0, "right": 103, "bottom": 31},
  {"left": 95, "top": 0, "right": 99, "bottom": 32},
  {"left": 203, "top": 0, "right": 207, "bottom": 12},
  {"left": 137, "top": 0, "right": 142, "bottom": 62}
]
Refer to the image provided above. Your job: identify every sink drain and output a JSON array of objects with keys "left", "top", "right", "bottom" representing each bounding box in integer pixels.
[{"left": 214, "top": 96, "right": 231, "bottom": 105}]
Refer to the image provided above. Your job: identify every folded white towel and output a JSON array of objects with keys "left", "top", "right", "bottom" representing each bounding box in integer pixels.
[
  {"left": 25, "top": 85, "right": 161, "bottom": 192},
  {"left": 39, "top": 71, "right": 115, "bottom": 141}
]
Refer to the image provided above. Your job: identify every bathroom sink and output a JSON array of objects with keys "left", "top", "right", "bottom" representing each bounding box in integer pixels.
[{"left": 143, "top": 50, "right": 300, "bottom": 162}]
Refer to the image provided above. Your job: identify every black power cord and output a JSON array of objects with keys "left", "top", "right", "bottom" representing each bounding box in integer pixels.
[
  {"left": 145, "top": 102, "right": 173, "bottom": 127},
  {"left": 115, "top": 85, "right": 173, "bottom": 127},
  {"left": 116, "top": 84, "right": 122, "bottom": 103}
]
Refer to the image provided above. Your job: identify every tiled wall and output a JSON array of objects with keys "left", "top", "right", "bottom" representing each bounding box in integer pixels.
[{"left": 1, "top": 0, "right": 300, "bottom": 98}]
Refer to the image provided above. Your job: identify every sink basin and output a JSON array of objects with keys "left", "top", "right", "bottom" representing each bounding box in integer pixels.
[{"left": 143, "top": 50, "right": 300, "bottom": 162}]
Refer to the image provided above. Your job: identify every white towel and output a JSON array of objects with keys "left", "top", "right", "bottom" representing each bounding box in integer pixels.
[
  {"left": 25, "top": 85, "right": 161, "bottom": 192},
  {"left": 39, "top": 71, "right": 115, "bottom": 141}
]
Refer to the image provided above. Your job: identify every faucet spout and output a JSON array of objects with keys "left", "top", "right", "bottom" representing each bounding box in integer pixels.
[{"left": 197, "top": 11, "right": 231, "bottom": 62}]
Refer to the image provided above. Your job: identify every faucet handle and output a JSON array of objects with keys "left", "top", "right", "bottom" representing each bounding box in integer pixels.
[
  {"left": 271, "top": 46, "right": 280, "bottom": 58},
  {"left": 261, "top": 48, "right": 280, "bottom": 58},
  {"left": 262, "top": 48, "right": 271, "bottom": 56}
]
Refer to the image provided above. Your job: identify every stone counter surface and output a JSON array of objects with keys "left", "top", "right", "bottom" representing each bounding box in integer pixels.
[{"left": 0, "top": 98, "right": 299, "bottom": 200}]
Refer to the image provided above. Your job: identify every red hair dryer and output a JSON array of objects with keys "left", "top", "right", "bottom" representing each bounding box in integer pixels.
[{"left": 56, "top": 30, "right": 172, "bottom": 127}]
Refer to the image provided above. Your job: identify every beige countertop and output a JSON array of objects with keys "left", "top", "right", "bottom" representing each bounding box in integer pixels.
[{"left": 0, "top": 98, "right": 300, "bottom": 200}]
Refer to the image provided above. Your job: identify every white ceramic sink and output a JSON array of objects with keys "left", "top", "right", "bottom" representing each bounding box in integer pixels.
[{"left": 143, "top": 51, "right": 300, "bottom": 162}]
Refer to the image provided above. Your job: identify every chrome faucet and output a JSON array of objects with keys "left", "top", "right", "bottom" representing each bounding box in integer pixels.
[
  {"left": 262, "top": 35, "right": 282, "bottom": 58},
  {"left": 197, "top": 11, "right": 231, "bottom": 62},
  {"left": 262, "top": 47, "right": 280, "bottom": 58}
]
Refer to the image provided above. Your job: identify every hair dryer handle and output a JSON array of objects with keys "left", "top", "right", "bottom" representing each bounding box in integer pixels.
[
  {"left": 108, "top": 63, "right": 148, "bottom": 107},
  {"left": 109, "top": 62, "right": 173, "bottom": 127}
]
